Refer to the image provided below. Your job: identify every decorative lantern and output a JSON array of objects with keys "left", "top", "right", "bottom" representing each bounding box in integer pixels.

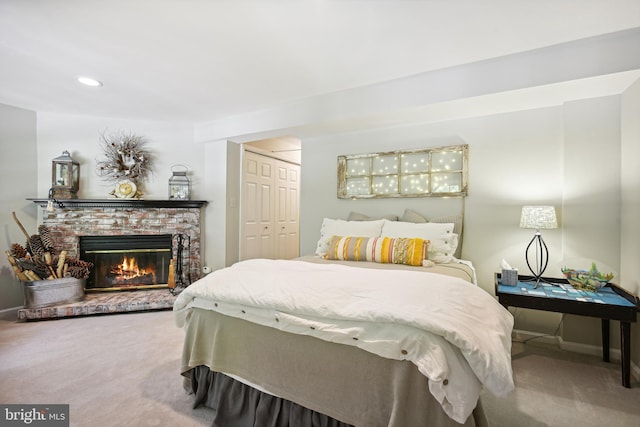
[
  {"left": 169, "top": 165, "right": 190, "bottom": 200},
  {"left": 51, "top": 150, "right": 79, "bottom": 199}
]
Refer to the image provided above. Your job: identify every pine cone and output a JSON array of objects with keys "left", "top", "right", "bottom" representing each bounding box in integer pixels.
[
  {"left": 38, "top": 225, "right": 55, "bottom": 251},
  {"left": 10, "top": 243, "right": 28, "bottom": 259},
  {"left": 64, "top": 257, "right": 93, "bottom": 279},
  {"left": 66, "top": 265, "right": 91, "bottom": 279},
  {"left": 66, "top": 258, "right": 94, "bottom": 270},
  {"left": 28, "top": 235, "right": 45, "bottom": 256}
]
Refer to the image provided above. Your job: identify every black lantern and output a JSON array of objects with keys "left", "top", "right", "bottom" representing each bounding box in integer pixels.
[
  {"left": 52, "top": 150, "right": 79, "bottom": 199},
  {"left": 169, "top": 165, "right": 190, "bottom": 200}
]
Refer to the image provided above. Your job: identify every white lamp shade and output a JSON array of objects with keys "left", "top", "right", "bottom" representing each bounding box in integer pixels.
[{"left": 520, "top": 205, "right": 558, "bottom": 230}]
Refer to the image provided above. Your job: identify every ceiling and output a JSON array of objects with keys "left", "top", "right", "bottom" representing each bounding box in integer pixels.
[{"left": 1, "top": 1, "right": 640, "bottom": 127}]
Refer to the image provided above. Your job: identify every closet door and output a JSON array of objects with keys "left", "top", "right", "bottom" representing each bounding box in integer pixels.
[
  {"left": 275, "top": 160, "right": 300, "bottom": 259},
  {"left": 241, "top": 151, "right": 275, "bottom": 260},
  {"left": 241, "top": 150, "right": 300, "bottom": 260}
]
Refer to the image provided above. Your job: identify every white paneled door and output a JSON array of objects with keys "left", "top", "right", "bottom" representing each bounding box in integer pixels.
[{"left": 241, "top": 150, "right": 299, "bottom": 260}]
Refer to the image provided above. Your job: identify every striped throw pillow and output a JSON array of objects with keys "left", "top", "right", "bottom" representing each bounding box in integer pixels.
[{"left": 325, "top": 236, "right": 428, "bottom": 267}]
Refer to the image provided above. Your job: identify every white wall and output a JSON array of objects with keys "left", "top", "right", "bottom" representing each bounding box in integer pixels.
[
  {"left": 36, "top": 113, "right": 201, "bottom": 200},
  {"left": 562, "top": 96, "right": 621, "bottom": 270},
  {"left": 225, "top": 142, "right": 241, "bottom": 268},
  {"left": 300, "top": 94, "right": 631, "bottom": 342},
  {"left": 301, "top": 106, "right": 564, "bottom": 289},
  {"left": 0, "top": 104, "right": 38, "bottom": 310},
  {"left": 621, "top": 79, "right": 640, "bottom": 295},
  {"left": 621, "top": 79, "right": 640, "bottom": 363},
  {"left": 200, "top": 139, "right": 237, "bottom": 271},
  {"left": 561, "top": 96, "right": 622, "bottom": 346}
]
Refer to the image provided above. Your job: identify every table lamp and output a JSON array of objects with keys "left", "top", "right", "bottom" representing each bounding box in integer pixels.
[{"left": 520, "top": 205, "right": 558, "bottom": 287}]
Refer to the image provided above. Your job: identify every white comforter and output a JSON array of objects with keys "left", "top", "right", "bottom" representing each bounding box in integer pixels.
[{"left": 174, "top": 258, "right": 514, "bottom": 423}]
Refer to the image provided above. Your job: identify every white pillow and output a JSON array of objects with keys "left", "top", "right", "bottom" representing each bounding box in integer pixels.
[
  {"left": 450, "top": 233, "right": 460, "bottom": 257},
  {"left": 428, "top": 237, "right": 456, "bottom": 264},
  {"left": 381, "top": 220, "right": 457, "bottom": 263},
  {"left": 380, "top": 220, "right": 454, "bottom": 241},
  {"left": 315, "top": 218, "right": 385, "bottom": 256}
]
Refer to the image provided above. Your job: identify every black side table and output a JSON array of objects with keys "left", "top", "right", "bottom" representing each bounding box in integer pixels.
[{"left": 495, "top": 273, "right": 639, "bottom": 388}]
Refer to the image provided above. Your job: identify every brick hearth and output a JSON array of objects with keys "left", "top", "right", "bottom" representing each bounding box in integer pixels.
[{"left": 18, "top": 289, "right": 177, "bottom": 321}]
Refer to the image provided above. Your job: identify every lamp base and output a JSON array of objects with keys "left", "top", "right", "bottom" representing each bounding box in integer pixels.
[
  {"left": 524, "top": 232, "right": 555, "bottom": 288},
  {"left": 520, "top": 276, "right": 558, "bottom": 288}
]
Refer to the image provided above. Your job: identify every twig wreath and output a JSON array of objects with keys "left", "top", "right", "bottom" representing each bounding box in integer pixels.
[{"left": 96, "top": 130, "right": 154, "bottom": 184}]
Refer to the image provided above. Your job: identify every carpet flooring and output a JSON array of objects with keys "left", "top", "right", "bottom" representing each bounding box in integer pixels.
[
  {"left": 481, "top": 340, "right": 640, "bottom": 427},
  {"left": 1, "top": 309, "right": 639, "bottom": 427}
]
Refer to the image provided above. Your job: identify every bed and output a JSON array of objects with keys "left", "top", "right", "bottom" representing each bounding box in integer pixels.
[{"left": 174, "top": 217, "right": 515, "bottom": 427}]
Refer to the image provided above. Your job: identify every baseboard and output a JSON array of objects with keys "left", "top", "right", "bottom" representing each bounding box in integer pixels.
[
  {"left": 0, "top": 306, "right": 22, "bottom": 314},
  {"left": 512, "top": 329, "right": 562, "bottom": 347},
  {"left": 513, "top": 329, "right": 640, "bottom": 383},
  {"left": 558, "top": 336, "right": 612, "bottom": 358},
  {"left": 0, "top": 306, "right": 22, "bottom": 320}
]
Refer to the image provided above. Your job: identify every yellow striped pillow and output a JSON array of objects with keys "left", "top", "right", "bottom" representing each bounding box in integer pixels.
[{"left": 325, "top": 236, "right": 428, "bottom": 266}]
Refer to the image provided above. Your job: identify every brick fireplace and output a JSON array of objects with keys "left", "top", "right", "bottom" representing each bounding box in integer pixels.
[{"left": 30, "top": 199, "right": 207, "bottom": 291}]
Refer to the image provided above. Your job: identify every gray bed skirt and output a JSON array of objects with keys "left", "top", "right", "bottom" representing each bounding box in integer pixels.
[
  {"left": 181, "top": 308, "right": 488, "bottom": 427},
  {"left": 189, "top": 366, "right": 353, "bottom": 427}
]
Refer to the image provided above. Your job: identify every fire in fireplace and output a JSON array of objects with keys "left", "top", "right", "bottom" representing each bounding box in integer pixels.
[
  {"left": 79, "top": 235, "right": 173, "bottom": 291},
  {"left": 107, "top": 255, "right": 155, "bottom": 286}
]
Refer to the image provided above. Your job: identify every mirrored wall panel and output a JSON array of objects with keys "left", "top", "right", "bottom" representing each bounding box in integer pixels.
[{"left": 337, "top": 144, "right": 468, "bottom": 199}]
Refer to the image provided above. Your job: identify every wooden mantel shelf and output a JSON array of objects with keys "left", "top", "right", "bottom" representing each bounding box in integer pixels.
[{"left": 28, "top": 198, "right": 208, "bottom": 209}]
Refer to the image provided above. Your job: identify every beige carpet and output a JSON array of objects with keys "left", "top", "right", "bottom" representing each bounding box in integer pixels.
[
  {"left": 1, "top": 309, "right": 639, "bottom": 427},
  {"left": 481, "top": 340, "right": 640, "bottom": 427},
  {"left": 0, "top": 309, "right": 211, "bottom": 427}
]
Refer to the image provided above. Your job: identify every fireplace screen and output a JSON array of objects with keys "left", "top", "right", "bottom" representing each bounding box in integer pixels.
[{"left": 79, "top": 235, "right": 173, "bottom": 291}]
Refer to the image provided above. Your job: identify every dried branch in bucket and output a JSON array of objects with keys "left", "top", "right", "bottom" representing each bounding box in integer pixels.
[{"left": 7, "top": 212, "right": 93, "bottom": 283}]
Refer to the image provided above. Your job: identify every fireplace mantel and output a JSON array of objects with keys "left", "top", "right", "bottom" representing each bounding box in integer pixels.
[{"left": 28, "top": 198, "right": 207, "bottom": 209}]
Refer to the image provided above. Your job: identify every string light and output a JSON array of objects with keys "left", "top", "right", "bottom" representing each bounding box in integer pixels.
[{"left": 341, "top": 147, "right": 465, "bottom": 197}]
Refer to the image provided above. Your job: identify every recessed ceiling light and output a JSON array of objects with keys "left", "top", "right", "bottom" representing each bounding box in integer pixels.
[{"left": 77, "top": 76, "right": 103, "bottom": 87}]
